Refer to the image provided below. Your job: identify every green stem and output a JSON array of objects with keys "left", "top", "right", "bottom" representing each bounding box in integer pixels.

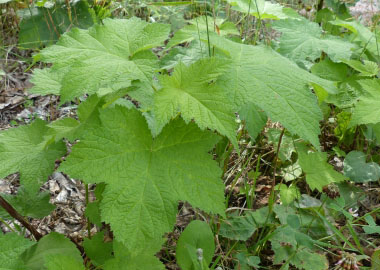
[
  {"left": 252, "top": 0, "right": 263, "bottom": 44},
  {"left": 204, "top": 0, "right": 211, "bottom": 57}
]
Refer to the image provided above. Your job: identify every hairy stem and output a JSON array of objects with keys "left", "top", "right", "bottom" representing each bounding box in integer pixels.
[{"left": 0, "top": 195, "right": 42, "bottom": 240}]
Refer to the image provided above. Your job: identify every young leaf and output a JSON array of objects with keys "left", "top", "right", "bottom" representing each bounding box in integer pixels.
[
  {"left": 219, "top": 207, "right": 274, "bottom": 241},
  {"left": 154, "top": 58, "right": 238, "bottom": 148},
  {"left": 275, "top": 184, "right": 300, "bottom": 205},
  {"left": 60, "top": 106, "right": 225, "bottom": 253},
  {"left": 272, "top": 18, "right": 355, "bottom": 63},
  {"left": 271, "top": 226, "right": 328, "bottom": 270},
  {"left": 21, "top": 232, "right": 82, "bottom": 270},
  {"left": 298, "top": 151, "right": 346, "bottom": 191},
  {"left": 343, "top": 151, "right": 380, "bottom": 183},
  {"left": 281, "top": 162, "right": 302, "bottom": 182},
  {"left": 235, "top": 253, "right": 260, "bottom": 269},
  {"left": 176, "top": 220, "right": 215, "bottom": 270},
  {"left": 0, "top": 233, "right": 34, "bottom": 270},
  {"left": 0, "top": 119, "right": 66, "bottom": 193},
  {"left": 219, "top": 215, "right": 258, "bottom": 241},
  {"left": 267, "top": 129, "right": 296, "bottom": 161},
  {"left": 32, "top": 18, "right": 170, "bottom": 102},
  {"left": 363, "top": 216, "right": 380, "bottom": 235},
  {"left": 350, "top": 79, "right": 380, "bottom": 126},
  {"left": 225, "top": 0, "right": 288, "bottom": 19}
]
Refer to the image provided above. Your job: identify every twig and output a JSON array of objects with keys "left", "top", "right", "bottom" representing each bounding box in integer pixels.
[
  {"left": 0, "top": 195, "right": 85, "bottom": 254},
  {"left": 0, "top": 195, "right": 42, "bottom": 240}
]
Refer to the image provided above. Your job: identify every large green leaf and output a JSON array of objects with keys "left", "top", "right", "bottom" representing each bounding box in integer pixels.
[
  {"left": 330, "top": 19, "right": 380, "bottom": 59},
  {"left": 21, "top": 232, "right": 82, "bottom": 270},
  {"left": 225, "top": 0, "right": 288, "bottom": 19},
  {"left": 83, "top": 232, "right": 113, "bottom": 266},
  {"left": 298, "top": 150, "right": 347, "bottom": 191},
  {"left": 103, "top": 241, "right": 164, "bottom": 270},
  {"left": 208, "top": 36, "right": 335, "bottom": 148},
  {"left": 29, "top": 68, "right": 62, "bottom": 96},
  {"left": 154, "top": 58, "right": 238, "bottom": 148},
  {"left": 0, "top": 233, "right": 34, "bottom": 270},
  {"left": 31, "top": 18, "right": 170, "bottom": 102},
  {"left": 0, "top": 119, "right": 66, "bottom": 193},
  {"left": 272, "top": 18, "right": 355, "bottom": 63},
  {"left": 350, "top": 79, "right": 380, "bottom": 126},
  {"left": 60, "top": 106, "right": 225, "bottom": 253},
  {"left": 18, "top": 1, "right": 93, "bottom": 49},
  {"left": 44, "top": 255, "right": 84, "bottom": 270}
]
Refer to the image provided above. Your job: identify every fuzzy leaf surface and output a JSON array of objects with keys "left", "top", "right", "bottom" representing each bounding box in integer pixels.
[
  {"left": 103, "top": 241, "right": 164, "bottom": 270},
  {"left": 272, "top": 18, "right": 354, "bottom": 63},
  {"left": 44, "top": 255, "right": 84, "bottom": 270},
  {"left": 29, "top": 68, "right": 62, "bottom": 95},
  {"left": 0, "top": 119, "right": 66, "bottom": 193},
  {"left": 209, "top": 36, "right": 334, "bottom": 148},
  {"left": 154, "top": 58, "right": 238, "bottom": 148},
  {"left": 0, "top": 233, "right": 34, "bottom": 270},
  {"left": 32, "top": 18, "right": 170, "bottom": 101},
  {"left": 83, "top": 232, "right": 113, "bottom": 266},
  {"left": 60, "top": 106, "right": 225, "bottom": 252}
]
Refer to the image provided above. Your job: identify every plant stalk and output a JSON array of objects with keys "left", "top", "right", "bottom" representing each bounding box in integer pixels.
[{"left": 0, "top": 195, "right": 42, "bottom": 240}]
